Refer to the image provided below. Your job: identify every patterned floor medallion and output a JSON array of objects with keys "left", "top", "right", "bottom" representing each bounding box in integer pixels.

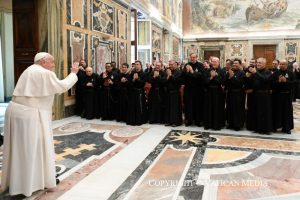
[
  {"left": 54, "top": 131, "right": 113, "bottom": 176},
  {"left": 111, "top": 127, "right": 144, "bottom": 137}
]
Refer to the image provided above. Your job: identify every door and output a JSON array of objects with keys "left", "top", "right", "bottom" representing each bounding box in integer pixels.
[
  {"left": 204, "top": 50, "right": 220, "bottom": 61},
  {"left": 253, "top": 45, "right": 276, "bottom": 68},
  {"left": 13, "top": 0, "right": 38, "bottom": 84}
]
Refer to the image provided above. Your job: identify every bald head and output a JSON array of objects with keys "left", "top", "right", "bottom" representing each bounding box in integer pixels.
[
  {"left": 279, "top": 59, "right": 287, "bottom": 71},
  {"left": 85, "top": 67, "right": 93, "bottom": 76}
]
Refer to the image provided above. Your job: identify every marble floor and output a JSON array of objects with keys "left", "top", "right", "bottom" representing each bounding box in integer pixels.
[{"left": 0, "top": 102, "right": 300, "bottom": 200}]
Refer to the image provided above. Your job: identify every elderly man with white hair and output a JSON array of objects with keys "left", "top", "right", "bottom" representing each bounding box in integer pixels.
[{"left": 1, "top": 52, "right": 79, "bottom": 197}]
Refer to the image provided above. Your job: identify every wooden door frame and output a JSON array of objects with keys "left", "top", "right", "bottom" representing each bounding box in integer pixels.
[
  {"left": 248, "top": 40, "right": 280, "bottom": 61},
  {"left": 199, "top": 45, "right": 225, "bottom": 66}
]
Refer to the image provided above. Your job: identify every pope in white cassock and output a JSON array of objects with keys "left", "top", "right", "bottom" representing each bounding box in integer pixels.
[{"left": 1, "top": 52, "right": 79, "bottom": 197}]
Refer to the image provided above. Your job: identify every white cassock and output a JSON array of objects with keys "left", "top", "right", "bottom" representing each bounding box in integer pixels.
[{"left": 1, "top": 64, "right": 78, "bottom": 196}]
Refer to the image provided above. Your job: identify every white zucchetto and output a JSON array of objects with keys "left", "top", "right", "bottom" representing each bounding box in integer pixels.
[{"left": 34, "top": 52, "right": 49, "bottom": 63}]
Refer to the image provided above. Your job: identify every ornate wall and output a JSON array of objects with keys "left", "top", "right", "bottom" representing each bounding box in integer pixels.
[
  {"left": 152, "top": 23, "right": 163, "bottom": 62},
  {"left": 183, "top": 39, "right": 300, "bottom": 67},
  {"left": 63, "top": 0, "right": 131, "bottom": 106}
]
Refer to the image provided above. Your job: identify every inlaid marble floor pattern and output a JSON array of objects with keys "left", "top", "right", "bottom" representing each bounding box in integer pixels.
[{"left": 0, "top": 101, "right": 299, "bottom": 200}]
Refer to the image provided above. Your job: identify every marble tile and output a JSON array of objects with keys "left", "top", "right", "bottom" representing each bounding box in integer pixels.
[
  {"left": 214, "top": 157, "right": 300, "bottom": 200},
  {"left": 203, "top": 148, "right": 251, "bottom": 164},
  {"left": 57, "top": 127, "right": 171, "bottom": 200},
  {"left": 1, "top": 107, "right": 300, "bottom": 200},
  {"left": 125, "top": 146, "right": 195, "bottom": 200},
  {"left": 214, "top": 135, "right": 300, "bottom": 152}
]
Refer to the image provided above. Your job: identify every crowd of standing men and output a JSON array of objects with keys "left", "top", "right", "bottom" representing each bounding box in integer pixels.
[{"left": 75, "top": 53, "right": 300, "bottom": 135}]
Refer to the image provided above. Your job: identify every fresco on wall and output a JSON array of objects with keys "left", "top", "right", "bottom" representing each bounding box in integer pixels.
[
  {"left": 191, "top": 0, "right": 299, "bottom": 33},
  {"left": 91, "top": 36, "right": 114, "bottom": 74},
  {"left": 92, "top": 0, "right": 114, "bottom": 35},
  {"left": 117, "top": 10, "right": 127, "bottom": 40},
  {"left": 118, "top": 42, "right": 127, "bottom": 67},
  {"left": 66, "top": 0, "right": 87, "bottom": 28}
]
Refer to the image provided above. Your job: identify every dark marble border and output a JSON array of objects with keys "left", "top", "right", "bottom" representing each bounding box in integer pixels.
[
  {"left": 107, "top": 129, "right": 300, "bottom": 200},
  {"left": 207, "top": 144, "right": 300, "bottom": 156},
  {"left": 178, "top": 147, "right": 206, "bottom": 200},
  {"left": 209, "top": 132, "right": 299, "bottom": 142},
  {"left": 107, "top": 143, "right": 167, "bottom": 200},
  {"left": 108, "top": 130, "right": 212, "bottom": 200}
]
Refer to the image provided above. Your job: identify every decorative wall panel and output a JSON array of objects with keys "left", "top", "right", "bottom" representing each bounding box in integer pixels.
[
  {"left": 173, "top": 36, "right": 180, "bottom": 61},
  {"left": 91, "top": 36, "right": 114, "bottom": 74},
  {"left": 117, "top": 10, "right": 127, "bottom": 39},
  {"left": 118, "top": 42, "right": 127, "bottom": 67},
  {"left": 286, "top": 42, "right": 298, "bottom": 62},
  {"left": 231, "top": 44, "right": 243, "bottom": 57},
  {"left": 152, "top": 23, "right": 163, "bottom": 62},
  {"left": 184, "top": 44, "right": 199, "bottom": 60},
  {"left": 67, "top": 30, "right": 88, "bottom": 65},
  {"left": 92, "top": 0, "right": 114, "bottom": 35},
  {"left": 66, "top": 0, "right": 87, "bottom": 28}
]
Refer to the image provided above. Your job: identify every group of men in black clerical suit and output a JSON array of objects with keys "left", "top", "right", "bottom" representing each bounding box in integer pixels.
[{"left": 75, "top": 54, "right": 299, "bottom": 134}]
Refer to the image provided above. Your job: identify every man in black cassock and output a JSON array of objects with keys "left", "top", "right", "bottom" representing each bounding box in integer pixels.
[
  {"left": 115, "top": 63, "right": 130, "bottom": 122},
  {"left": 164, "top": 60, "right": 183, "bottom": 126},
  {"left": 270, "top": 59, "right": 279, "bottom": 74},
  {"left": 147, "top": 61, "right": 166, "bottom": 124},
  {"left": 225, "top": 59, "right": 245, "bottom": 131},
  {"left": 126, "top": 60, "right": 147, "bottom": 125},
  {"left": 182, "top": 53, "right": 204, "bottom": 126},
  {"left": 99, "top": 63, "right": 115, "bottom": 120},
  {"left": 75, "top": 59, "right": 87, "bottom": 115},
  {"left": 247, "top": 57, "right": 273, "bottom": 134},
  {"left": 271, "top": 59, "right": 295, "bottom": 134},
  {"left": 245, "top": 58, "right": 256, "bottom": 131},
  {"left": 203, "top": 57, "right": 226, "bottom": 130},
  {"left": 82, "top": 67, "right": 100, "bottom": 119},
  {"left": 292, "top": 62, "right": 300, "bottom": 101}
]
